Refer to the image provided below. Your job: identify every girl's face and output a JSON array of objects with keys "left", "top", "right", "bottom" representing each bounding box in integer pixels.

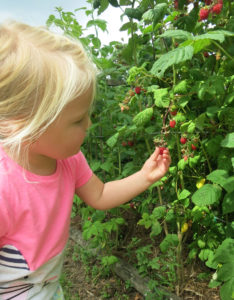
[{"left": 30, "top": 86, "right": 93, "bottom": 161}]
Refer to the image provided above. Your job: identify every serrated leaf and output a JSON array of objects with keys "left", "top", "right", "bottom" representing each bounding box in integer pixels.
[
  {"left": 101, "top": 161, "right": 113, "bottom": 173},
  {"left": 220, "top": 279, "right": 234, "bottom": 300},
  {"left": 153, "top": 88, "right": 170, "bottom": 107},
  {"left": 179, "top": 189, "right": 191, "bottom": 200},
  {"left": 174, "top": 80, "right": 188, "bottom": 94},
  {"left": 98, "top": 0, "right": 109, "bottom": 14},
  {"left": 221, "top": 133, "right": 234, "bottom": 148},
  {"left": 133, "top": 108, "right": 153, "bottom": 127},
  {"left": 189, "top": 155, "right": 200, "bottom": 168},
  {"left": 150, "top": 220, "right": 162, "bottom": 237},
  {"left": 178, "top": 158, "right": 188, "bottom": 170},
  {"left": 192, "top": 184, "right": 222, "bottom": 206},
  {"left": 152, "top": 206, "right": 166, "bottom": 219},
  {"left": 199, "top": 249, "right": 217, "bottom": 269},
  {"left": 106, "top": 132, "right": 119, "bottom": 148},
  {"left": 207, "top": 170, "right": 229, "bottom": 187},
  {"left": 120, "top": 21, "right": 132, "bottom": 31},
  {"left": 159, "top": 29, "right": 192, "bottom": 40},
  {"left": 86, "top": 19, "right": 107, "bottom": 32},
  {"left": 223, "top": 191, "right": 234, "bottom": 214},
  {"left": 151, "top": 46, "right": 194, "bottom": 78},
  {"left": 160, "top": 234, "right": 179, "bottom": 253},
  {"left": 194, "top": 32, "right": 226, "bottom": 43}
]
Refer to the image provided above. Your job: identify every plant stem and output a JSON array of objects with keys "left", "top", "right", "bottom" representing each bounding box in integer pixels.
[
  {"left": 144, "top": 137, "right": 152, "bottom": 155},
  {"left": 176, "top": 135, "right": 185, "bottom": 190},
  {"left": 157, "top": 186, "right": 168, "bottom": 236},
  {"left": 200, "top": 142, "right": 212, "bottom": 173},
  {"left": 176, "top": 221, "right": 184, "bottom": 289},
  {"left": 118, "top": 147, "right": 121, "bottom": 176},
  {"left": 212, "top": 41, "right": 234, "bottom": 61}
]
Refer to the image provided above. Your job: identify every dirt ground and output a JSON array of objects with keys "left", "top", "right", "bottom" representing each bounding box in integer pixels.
[{"left": 61, "top": 217, "right": 221, "bottom": 300}]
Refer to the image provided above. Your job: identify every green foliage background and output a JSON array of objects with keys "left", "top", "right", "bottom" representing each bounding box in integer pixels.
[{"left": 47, "top": 0, "right": 234, "bottom": 298}]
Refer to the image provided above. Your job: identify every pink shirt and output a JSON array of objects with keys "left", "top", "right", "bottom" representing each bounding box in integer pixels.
[{"left": 0, "top": 146, "right": 92, "bottom": 271}]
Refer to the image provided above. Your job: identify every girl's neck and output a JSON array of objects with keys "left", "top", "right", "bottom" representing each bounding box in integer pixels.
[
  {"left": 3, "top": 145, "right": 57, "bottom": 176},
  {"left": 27, "top": 153, "right": 57, "bottom": 176}
]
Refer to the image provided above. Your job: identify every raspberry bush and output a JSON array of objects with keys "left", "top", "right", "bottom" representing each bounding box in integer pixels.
[{"left": 47, "top": 0, "right": 234, "bottom": 298}]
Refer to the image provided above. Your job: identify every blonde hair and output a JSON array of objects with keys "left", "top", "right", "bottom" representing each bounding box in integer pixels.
[{"left": 0, "top": 20, "right": 97, "bottom": 164}]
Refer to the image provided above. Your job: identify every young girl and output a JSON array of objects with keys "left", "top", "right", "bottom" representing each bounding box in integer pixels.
[{"left": 0, "top": 21, "right": 171, "bottom": 299}]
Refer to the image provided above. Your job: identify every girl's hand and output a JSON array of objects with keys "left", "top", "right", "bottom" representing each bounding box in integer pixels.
[{"left": 140, "top": 147, "right": 171, "bottom": 184}]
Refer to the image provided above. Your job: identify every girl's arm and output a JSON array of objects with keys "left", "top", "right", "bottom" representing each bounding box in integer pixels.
[{"left": 75, "top": 147, "right": 171, "bottom": 210}]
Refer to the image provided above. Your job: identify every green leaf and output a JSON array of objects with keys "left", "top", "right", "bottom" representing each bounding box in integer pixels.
[
  {"left": 207, "top": 170, "right": 229, "bottom": 187},
  {"left": 194, "top": 31, "right": 226, "bottom": 43},
  {"left": 142, "top": 4, "right": 167, "bottom": 25},
  {"left": 98, "top": 0, "right": 109, "bottom": 14},
  {"left": 92, "top": 37, "right": 101, "bottom": 48},
  {"left": 178, "top": 189, "right": 191, "bottom": 200},
  {"left": 101, "top": 255, "right": 118, "bottom": 266},
  {"left": 199, "top": 249, "right": 217, "bottom": 269},
  {"left": 125, "top": 8, "right": 143, "bottom": 20},
  {"left": 222, "top": 177, "right": 234, "bottom": 193},
  {"left": 152, "top": 206, "right": 166, "bottom": 219},
  {"left": 220, "top": 279, "right": 234, "bottom": 300},
  {"left": 153, "top": 88, "right": 170, "bottom": 108},
  {"left": 221, "top": 133, "right": 234, "bottom": 148},
  {"left": 150, "top": 220, "right": 162, "bottom": 237},
  {"left": 101, "top": 161, "right": 113, "bottom": 173},
  {"left": 106, "top": 132, "right": 119, "bottom": 148},
  {"left": 223, "top": 191, "right": 234, "bottom": 214},
  {"left": 192, "top": 184, "right": 222, "bottom": 206},
  {"left": 174, "top": 80, "right": 188, "bottom": 94},
  {"left": 178, "top": 158, "right": 188, "bottom": 170},
  {"left": 159, "top": 29, "right": 192, "bottom": 40},
  {"left": 133, "top": 108, "right": 153, "bottom": 127},
  {"left": 108, "top": 0, "right": 119, "bottom": 7},
  {"left": 160, "top": 234, "right": 179, "bottom": 253},
  {"left": 86, "top": 19, "right": 107, "bottom": 32},
  {"left": 151, "top": 46, "right": 194, "bottom": 78},
  {"left": 119, "top": 21, "right": 132, "bottom": 31}
]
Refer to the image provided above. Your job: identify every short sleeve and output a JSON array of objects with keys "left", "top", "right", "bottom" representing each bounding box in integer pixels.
[
  {"left": 74, "top": 151, "right": 93, "bottom": 189},
  {"left": 0, "top": 186, "right": 10, "bottom": 238}
]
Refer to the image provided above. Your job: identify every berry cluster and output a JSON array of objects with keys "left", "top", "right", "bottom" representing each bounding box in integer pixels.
[
  {"left": 180, "top": 136, "right": 199, "bottom": 161},
  {"left": 199, "top": 0, "right": 223, "bottom": 21},
  {"left": 120, "top": 86, "right": 146, "bottom": 112},
  {"left": 122, "top": 140, "right": 134, "bottom": 147}
]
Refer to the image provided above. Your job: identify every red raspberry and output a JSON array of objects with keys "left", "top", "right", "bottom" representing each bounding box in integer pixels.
[
  {"left": 180, "top": 137, "right": 187, "bottom": 144},
  {"left": 169, "top": 120, "right": 176, "bottom": 128},
  {"left": 135, "top": 86, "right": 141, "bottom": 94},
  {"left": 212, "top": 3, "right": 222, "bottom": 14},
  {"left": 159, "top": 147, "right": 166, "bottom": 155},
  {"left": 205, "top": 0, "right": 212, "bottom": 4},
  {"left": 128, "top": 140, "right": 134, "bottom": 147},
  {"left": 191, "top": 144, "right": 197, "bottom": 150},
  {"left": 170, "top": 110, "right": 177, "bottom": 116},
  {"left": 199, "top": 8, "right": 210, "bottom": 20},
  {"left": 183, "top": 155, "right": 188, "bottom": 161},
  {"left": 122, "top": 141, "right": 127, "bottom": 147},
  {"left": 204, "top": 52, "right": 209, "bottom": 57}
]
